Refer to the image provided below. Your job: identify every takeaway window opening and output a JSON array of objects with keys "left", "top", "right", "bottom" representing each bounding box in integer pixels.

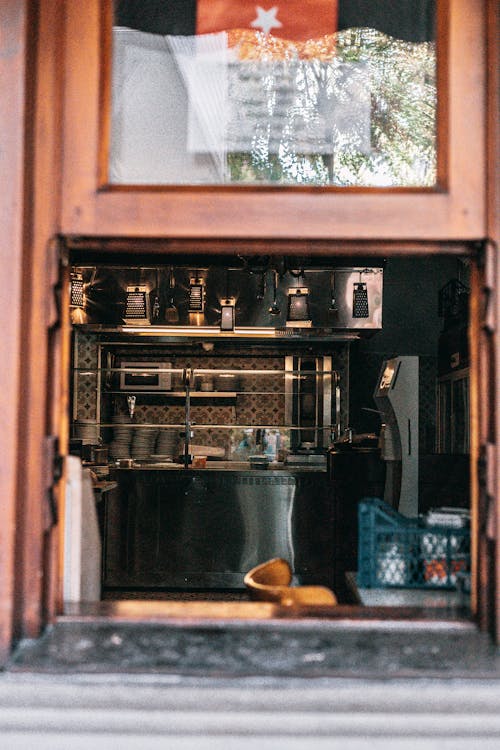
[{"left": 66, "top": 252, "right": 472, "bottom": 616}]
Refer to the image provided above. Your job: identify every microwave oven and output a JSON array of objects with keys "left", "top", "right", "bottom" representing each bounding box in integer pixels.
[{"left": 119, "top": 361, "right": 172, "bottom": 391}]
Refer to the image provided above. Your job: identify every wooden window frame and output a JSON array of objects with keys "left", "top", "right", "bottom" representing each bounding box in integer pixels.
[{"left": 61, "top": 0, "right": 486, "bottom": 241}]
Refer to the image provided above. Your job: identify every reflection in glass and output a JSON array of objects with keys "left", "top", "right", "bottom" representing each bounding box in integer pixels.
[{"left": 110, "top": 3, "right": 437, "bottom": 186}]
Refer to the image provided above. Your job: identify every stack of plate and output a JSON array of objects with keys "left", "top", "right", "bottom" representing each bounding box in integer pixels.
[
  {"left": 155, "top": 428, "right": 178, "bottom": 458},
  {"left": 131, "top": 427, "right": 158, "bottom": 461},
  {"left": 74, "top": 419, "right": 99, "bottom": 445},
  {"left": 109, "top": 414, "right": 133, "bottom": 459}
]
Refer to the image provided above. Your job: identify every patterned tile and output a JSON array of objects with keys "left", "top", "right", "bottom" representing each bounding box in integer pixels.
[
  {"left": 74, "top": 331, "right": 98, "bottom": 422},
  {"left": 74, "top": 342, "right": 349, "bottom": 451}
]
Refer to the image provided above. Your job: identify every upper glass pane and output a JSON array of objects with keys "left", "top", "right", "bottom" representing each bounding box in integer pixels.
[{"left": 110, "top": 1, "right": 437, "bottom": 187}]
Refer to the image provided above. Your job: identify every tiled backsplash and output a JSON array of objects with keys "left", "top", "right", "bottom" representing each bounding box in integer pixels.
[{"left": 73, "top": 331, "right": 349, "bottom": 456}]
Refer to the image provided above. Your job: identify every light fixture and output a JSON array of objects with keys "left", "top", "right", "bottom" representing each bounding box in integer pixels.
[
  {"left": 286, "top": 287, "right": 312, "bottom": 327},
  {"left": 70, "top": 272, "right": 84, "bottom": 308},
  {"left": 124, "top": 285, "right": 151, "bottom": 325},
  {"left": 188, "top": 276, "right": 205, "bottom": 313},
  {"left": 220, "top": 298, "right": 236, "bottom": 331}
]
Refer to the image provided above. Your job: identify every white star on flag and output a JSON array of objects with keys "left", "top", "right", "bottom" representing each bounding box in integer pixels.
[
  {"left": 196, "top": 1, "right": 338, "bottom": 42},
  {"left": 250, "top": 6, "right": 283, "bottom": 35}
]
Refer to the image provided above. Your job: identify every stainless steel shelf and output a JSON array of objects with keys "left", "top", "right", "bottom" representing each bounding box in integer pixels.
[{"left": 101, "top": 390, "right": 237, "bottom": 398}]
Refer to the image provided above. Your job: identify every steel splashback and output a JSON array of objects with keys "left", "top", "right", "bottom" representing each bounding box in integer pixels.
[{"left": 72, "top": 263, "right": 383, "bottom": 338}]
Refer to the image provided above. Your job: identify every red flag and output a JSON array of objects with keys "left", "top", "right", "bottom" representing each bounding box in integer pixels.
[{"left": 196, "top": 1, "right": 338, "bottom": 42}]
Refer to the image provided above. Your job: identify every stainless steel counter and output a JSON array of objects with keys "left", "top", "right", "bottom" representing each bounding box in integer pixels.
[
  {"left": 103, "top": 467, "right": 334, "bottom": 591},
  {"left": 115, "top": 461, "right": 326, "bottom": 473}
]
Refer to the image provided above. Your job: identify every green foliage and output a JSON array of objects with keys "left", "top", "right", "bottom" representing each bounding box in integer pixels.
[{"left": 226, "top": 29, "right": 436, "bottom": 187}]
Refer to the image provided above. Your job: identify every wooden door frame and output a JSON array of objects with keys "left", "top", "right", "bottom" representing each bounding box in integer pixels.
[
  {"left": 0, "top": 0, "right": 29, "bottom": 665},
  {"left": 0, "top": 0, "right": 65, "bottom": 663},
  {"left": 0, "top": 0, "right": 499, "bottom": 665}
]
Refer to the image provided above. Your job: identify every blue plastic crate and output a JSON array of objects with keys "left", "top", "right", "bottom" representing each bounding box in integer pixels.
[{"left": 357, "top": 498, "right": 470, "bottom": 589}]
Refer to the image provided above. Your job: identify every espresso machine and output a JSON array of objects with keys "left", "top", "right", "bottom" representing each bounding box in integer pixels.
[{"left": 374, "top": 356, "right": 419, "bottom": 517}]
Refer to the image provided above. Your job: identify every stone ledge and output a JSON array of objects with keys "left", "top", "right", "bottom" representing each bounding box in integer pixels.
[{"left": 9, "top": 620, "right": 500, "bottom": 679}]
